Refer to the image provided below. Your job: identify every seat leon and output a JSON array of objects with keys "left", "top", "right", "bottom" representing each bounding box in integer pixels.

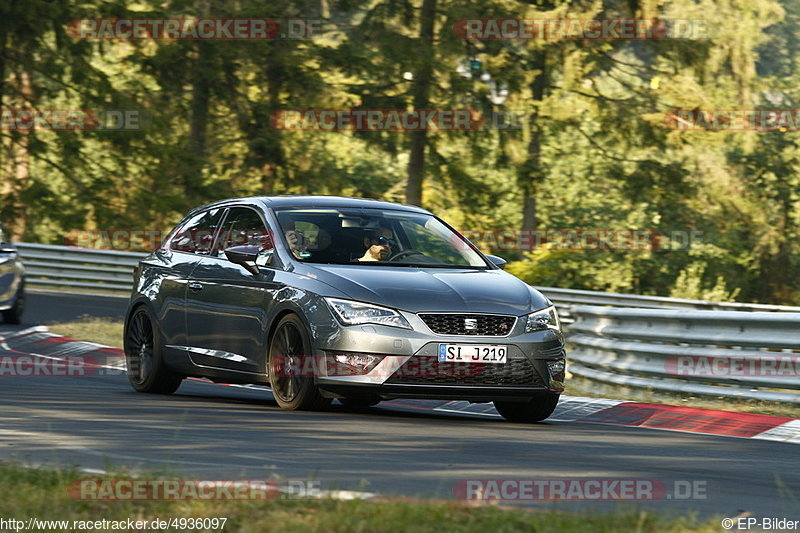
[{"left": 124, "top": 196, "right": 566, "bottom": 422}]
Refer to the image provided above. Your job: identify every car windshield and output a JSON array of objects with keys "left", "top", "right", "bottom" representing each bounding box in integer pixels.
[{"left": 274, "top": 207, "right": 488, "bottom": 268}]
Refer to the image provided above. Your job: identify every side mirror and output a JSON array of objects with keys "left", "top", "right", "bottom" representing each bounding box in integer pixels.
[
  {"left": 224, "top": 245, "right": 260, "bottom": 275},
  {"left": 0, "top": 244, "right": 16, "bottom": 254},
  {"left": 485, "top": 254, "right": 507, "bottom": 270}
]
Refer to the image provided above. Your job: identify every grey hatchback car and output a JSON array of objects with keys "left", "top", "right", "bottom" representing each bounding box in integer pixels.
[
  {"left": 0, "top": 222, "right": 25, "bottom": 324},
  {"left": 125, "top": 196, "right": 566, "bottom": 422}
]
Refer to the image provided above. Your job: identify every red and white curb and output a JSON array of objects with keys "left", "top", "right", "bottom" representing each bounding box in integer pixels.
[
  {"left": 434, "top": 396, "right": 800, "bottom": 444},
  {"left": 0, "top": 326, "right": 126, "bottom": 373},
  {"left": 2, "top": 327, "right": 799, "bottom": 445}
]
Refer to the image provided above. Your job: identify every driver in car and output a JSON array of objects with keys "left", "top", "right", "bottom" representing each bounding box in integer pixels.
[
  {"left": 357, "top": 228, "right": 394, "bottom": 262},
  {"left": 285, "top": 230, "right": 310, "bottom": 259}
]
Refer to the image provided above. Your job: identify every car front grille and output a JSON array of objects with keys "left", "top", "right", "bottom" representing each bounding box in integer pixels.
[
  {"left": 384, "top": 356, "right": 545, "bottom": 387},
  {"left": 418, "top": 313, "right": 516, "bottom": 336}
]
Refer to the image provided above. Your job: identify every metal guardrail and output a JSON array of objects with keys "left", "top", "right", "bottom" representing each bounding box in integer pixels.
[
  {"left": 536, "top": 286, "right": 800, "bottom": 327},
  {"left": 538, "top": 286, "right": 800, "bottom": 313},
  {"left": 567, "top": 305, "right": 800, "bottom": 403},
  {"left": 16, "top": 243, "right": 144, "bottom": 293}
]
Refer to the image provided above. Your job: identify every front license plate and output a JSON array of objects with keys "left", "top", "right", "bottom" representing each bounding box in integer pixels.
[{"left": 438, "top": 344, "right": 507, "bottom": 364}]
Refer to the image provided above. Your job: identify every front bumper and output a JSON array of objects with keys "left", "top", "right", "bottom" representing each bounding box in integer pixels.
[
  {"left": 318, "top": 383, "right": 555, "bottom": 402},
  {"left": 311, "top": 308, "right": 566, "bottom": 401}
]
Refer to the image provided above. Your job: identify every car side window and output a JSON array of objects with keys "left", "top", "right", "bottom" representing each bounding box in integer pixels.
[
  {"left": 214, "top": 207, "right": 274, "bottom": 258},
  {"left": 168, "top": 208, "right": 224, "bottom": 254}
]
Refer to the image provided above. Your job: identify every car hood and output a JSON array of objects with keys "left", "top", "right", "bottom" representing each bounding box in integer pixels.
[{"left": 304, "top": 264, "right": 549, "bottom": 315}]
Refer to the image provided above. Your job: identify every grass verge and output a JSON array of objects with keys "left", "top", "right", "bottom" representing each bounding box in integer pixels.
[
  {"left": 48, "top": 316, "right": 124, "bottom": 349},
  {"left": 0, "top": 463, "right": 722, "bottom": 533}
]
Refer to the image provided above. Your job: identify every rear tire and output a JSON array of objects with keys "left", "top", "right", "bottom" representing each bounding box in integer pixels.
[
  {"left": 494, "top": 393, "right": 560, "bottom": 423},
  {"left": 267, "top": 314, "right": 331, "bottom": 411},
  {"left": 2, "top": 281, "right": 24, "bottom": 324},
  {"left": 124, "top": 306, "right": 183, "bottom": 394}
]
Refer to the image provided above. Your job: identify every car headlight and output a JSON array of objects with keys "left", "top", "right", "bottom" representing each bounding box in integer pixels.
[
  {"left": 324, "top": 298, "right": 412, "bottom": 329},
  {"left": 525, "top": 305, "right": 560, "bottom": 332}
]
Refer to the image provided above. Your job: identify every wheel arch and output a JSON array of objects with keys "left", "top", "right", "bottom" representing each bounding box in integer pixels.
[
  {"left": 266, "top": 306, "right": 310, "bottom": 352},
  {"left": 123, "top": 298, "right": 156, "bottom": 344}
]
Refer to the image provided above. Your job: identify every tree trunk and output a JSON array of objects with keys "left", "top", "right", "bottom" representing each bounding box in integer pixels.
[
  {"left": 262, "top": 40, "right": 287, "bottom": 194},
  {"left": 767, "top": 196, "right": 793, "bottom": 303},
  {"left": 188, "top": 48, "right": 210, "bottom": 162},
  {"left": 519, "top": 50, "right": 548, "bottom": 231},
  {"left": 2, "top": 68, "right": 32, "bottom": 241},
  {"left": 405, "top": 0, "right": 436, "bottom": 207},
  {"left": 184, "top": 40, "right": 212, "bottom": 201},
  {"left": 0, "top": 30, "right": 8, "bottom": 227}
]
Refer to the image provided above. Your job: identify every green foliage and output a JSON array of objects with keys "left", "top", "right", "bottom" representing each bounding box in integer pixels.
[
  {"left": 506, "top": 248, "right": 639, "bottom": 293},
  {"left": 1, "top": 0, "right": 798, "bottom": 304},
  {"left": 669, "top": 262, "right": 740, "bottom": 302}
]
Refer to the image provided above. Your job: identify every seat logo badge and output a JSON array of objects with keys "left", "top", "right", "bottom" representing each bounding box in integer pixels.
[{"left": 464, "top": 318, "right": 478, "bottom": 331}]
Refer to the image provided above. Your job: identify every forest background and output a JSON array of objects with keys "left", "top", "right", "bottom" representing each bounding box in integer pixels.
[{"left": 2, "top": 0, "right": 799, "bottom": 304}]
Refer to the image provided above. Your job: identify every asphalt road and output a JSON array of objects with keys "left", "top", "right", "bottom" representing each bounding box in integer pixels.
[
  {"left": 1, "top": 291, "right": 798, "bottom": 521},
  {"left": 19, "top": 289, "right": 129, "bottom": 324}
]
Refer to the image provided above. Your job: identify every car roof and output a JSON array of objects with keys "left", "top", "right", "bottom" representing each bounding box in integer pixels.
[{"left": 191, "top": 195, "right": 432, "bottom": 215}]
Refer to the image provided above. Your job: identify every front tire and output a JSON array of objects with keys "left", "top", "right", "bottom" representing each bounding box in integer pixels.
[
  {"left": 124, "top": 306, "right": 183, "bottom": 394},
  {"left": 2, "top": 281, "right": 24, "bottom": 324},
  {"left": 494, "top": 393, "right": 560, "bottom": 423},
  {"left": 267, "top": 314, "right": 330, "bottom": 411}
]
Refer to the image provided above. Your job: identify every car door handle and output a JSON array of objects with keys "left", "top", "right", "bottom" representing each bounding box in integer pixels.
[{"left": 188, "top": 282, "right": 203, "bottom": 292}]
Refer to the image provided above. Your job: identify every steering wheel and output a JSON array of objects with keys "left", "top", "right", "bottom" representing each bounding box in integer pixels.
[{"left": 387, "top": 250, "right": 424, "bottom": 262}]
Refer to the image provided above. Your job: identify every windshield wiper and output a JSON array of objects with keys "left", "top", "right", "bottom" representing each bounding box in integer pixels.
[
  {"left": 343, "top": 261, "right": 485, "bottom": 269},
  {"left": 397, "top": 263, "right": 487, "bottom": 269}
]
